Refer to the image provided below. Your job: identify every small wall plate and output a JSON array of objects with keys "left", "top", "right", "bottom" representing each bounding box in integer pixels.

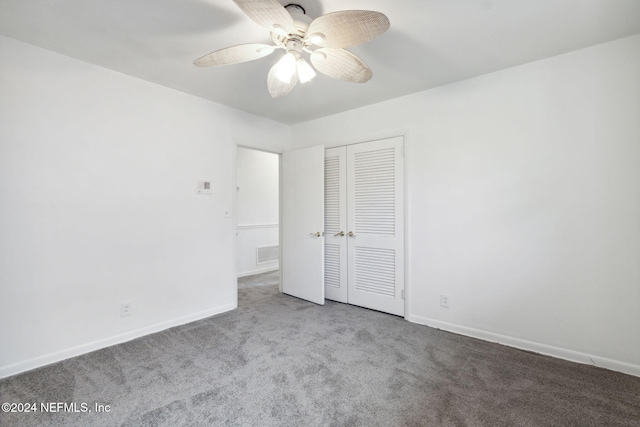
[{"left": 196, "top": 180, "right": 212, "bottom": 195}]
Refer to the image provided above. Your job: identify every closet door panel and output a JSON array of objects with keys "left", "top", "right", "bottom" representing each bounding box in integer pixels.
[
  {"left": 324, "top": 147, "right": 348, "bottom": 303},
  {"left": 346, "top": 137, "right": 404, "bottom": 316}
]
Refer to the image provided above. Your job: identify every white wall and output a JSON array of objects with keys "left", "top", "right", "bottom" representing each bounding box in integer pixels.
[
  {"left": 0, "top": 35, "right": 289, "bottom": 378},
  {"left": 290, "top": 34, "right": 640, "bottom": 376},
  {"left": 236, "top": 148, "right": 279, "bottom": 276}
]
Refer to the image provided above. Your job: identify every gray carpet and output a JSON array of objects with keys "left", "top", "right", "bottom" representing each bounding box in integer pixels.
[
  {"left": 1, "top": 274, "right": 639, "bottom": 426},
  {"left": 237, "top": 270, "right": 279, "bottom": 289}
]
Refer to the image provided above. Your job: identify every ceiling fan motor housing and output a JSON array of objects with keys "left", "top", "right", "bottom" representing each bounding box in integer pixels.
[{"left": 272, "top": 4, "right": 312, "bottom": 44}]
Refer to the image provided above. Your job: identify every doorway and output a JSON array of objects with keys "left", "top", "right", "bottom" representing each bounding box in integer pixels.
[{"left": 236, "top": 147, "right": 280, "bottom": 286}]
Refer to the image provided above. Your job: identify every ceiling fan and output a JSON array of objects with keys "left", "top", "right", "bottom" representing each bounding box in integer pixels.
[{"left": 194, "top": 0, "right": 390, "bottom": 98}]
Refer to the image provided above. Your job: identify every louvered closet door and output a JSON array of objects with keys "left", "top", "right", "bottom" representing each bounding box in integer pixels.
[
  {"left": 346, "top": 137, "right": 404, "bottom": 316},
  {"left": 324, "top": 147, "right": 348, "bottom": 303}
]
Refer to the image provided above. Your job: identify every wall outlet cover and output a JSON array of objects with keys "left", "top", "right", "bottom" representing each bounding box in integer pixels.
[
  {"left": 440, "top": 294, "right": 450, "bottom": 308},
  {"left": 120, "top": 302, "right": 132, "bottom": 317}
]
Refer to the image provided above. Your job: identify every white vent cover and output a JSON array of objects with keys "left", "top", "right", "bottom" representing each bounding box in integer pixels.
[{"left": 257, "top": 245, "right": 279, "bottom": 264}]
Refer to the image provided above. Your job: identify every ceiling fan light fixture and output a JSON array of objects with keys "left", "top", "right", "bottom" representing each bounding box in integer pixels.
[
  {"left": 297, "top": 58, "right": 316, "bottom": 83},
  {"left": 274, "top": 52, "right": 298, "bottom": 83}
]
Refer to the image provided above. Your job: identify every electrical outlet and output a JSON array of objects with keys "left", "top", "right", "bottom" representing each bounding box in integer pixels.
[
  {"left": 121, "top": 302, "right": 132, "bottom": 317},
  {"left": 440, "top": 294, "right": 450, "bottom": 308}
]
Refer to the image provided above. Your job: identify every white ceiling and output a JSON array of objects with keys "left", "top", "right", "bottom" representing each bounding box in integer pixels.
[{"left": 2, "top": 0, "right": 640, "bottom": 124}]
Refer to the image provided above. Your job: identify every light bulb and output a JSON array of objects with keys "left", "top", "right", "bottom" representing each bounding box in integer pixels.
[
  {"left": 274, "top": 53, "right": 297, "bottom": 84},
  {"left": 297, "top": 59, "right": 316, "bottom": 83}
]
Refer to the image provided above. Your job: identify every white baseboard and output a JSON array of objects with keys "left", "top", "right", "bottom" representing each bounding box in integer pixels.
[
  {"left": 0, "top": 303, "right": 236, "bottom": 380},
  {"left": 407, "top": 314, "right": 640, "bottom": 378},
  {"left": 237, "top": 265, "right": 279, "bottom": 278}
]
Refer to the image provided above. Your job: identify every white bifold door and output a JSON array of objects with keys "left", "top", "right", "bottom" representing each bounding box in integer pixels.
[{"left": 324, "top": 137, "right": 405, "bottom": 316}]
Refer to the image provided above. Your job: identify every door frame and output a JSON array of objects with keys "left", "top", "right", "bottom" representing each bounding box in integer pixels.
[{"left": 234, "top": 143, "right": 284, "bottom": 303}]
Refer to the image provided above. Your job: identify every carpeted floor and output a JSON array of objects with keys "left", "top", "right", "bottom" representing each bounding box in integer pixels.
[
  {"left": 237, "top": 270, "right": 279, "bottom": 289},
  {"left": 1, "top": 272, "right": 639, "bottom": 426}
]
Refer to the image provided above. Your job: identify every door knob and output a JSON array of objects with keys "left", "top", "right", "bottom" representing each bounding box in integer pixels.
[
  {"left": 348, "top": 231, "right": 356, "bottom": 237},
  {"left": 334, "top": 231, "right": 345, "bottom": 237},
  {"left": 310, "top": 232, "right": 322, "bottom": 237}
]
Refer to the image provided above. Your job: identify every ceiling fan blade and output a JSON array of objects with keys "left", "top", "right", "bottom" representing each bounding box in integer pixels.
[
  {"left": 267, "top": 62, "right": 298, "bottom": 98},
  {"left": 233, "top": 0, "right": 294, "bottom": 35},
  {"left": 307, "top": 11, "right": 390, "bottom": 49},
  {"left": 310, "top": 48, "right": 373, "bottom": 83},
  {"left": 193, "top": 43, "right": 275, "bottom": 67}
]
